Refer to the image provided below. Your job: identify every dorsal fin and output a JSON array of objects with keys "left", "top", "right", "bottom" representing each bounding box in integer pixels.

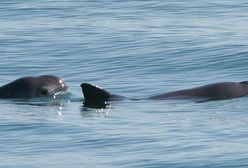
[{"left": 80, "top": 83, "right": 112, "bottom": 102}]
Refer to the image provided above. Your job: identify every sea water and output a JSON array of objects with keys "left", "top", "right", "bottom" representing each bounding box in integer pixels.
[{"left": 0, "top": 0, "right": 248, "bottom": 167}]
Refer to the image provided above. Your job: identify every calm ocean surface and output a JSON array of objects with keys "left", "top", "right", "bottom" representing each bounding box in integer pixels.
[{"left": 1, "top": 0, "right": 248, "bottom": 167}]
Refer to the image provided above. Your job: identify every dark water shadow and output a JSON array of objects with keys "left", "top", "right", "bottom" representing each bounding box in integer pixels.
[{"left": 80, "top": 101, "right": 112, "bottom": 117}]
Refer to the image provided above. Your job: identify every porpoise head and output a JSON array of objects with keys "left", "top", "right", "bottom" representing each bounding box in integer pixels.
[
  {"left": 35, "top": 75, "right": 68, "bottom": 97},
  {"left": 0, "top": 75, "right": 68, "bottom": 99}
]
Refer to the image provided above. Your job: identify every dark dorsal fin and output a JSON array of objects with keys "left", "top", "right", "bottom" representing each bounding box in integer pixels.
[{"left": 80, "top": 83, "right": 112, "bottom": 102}]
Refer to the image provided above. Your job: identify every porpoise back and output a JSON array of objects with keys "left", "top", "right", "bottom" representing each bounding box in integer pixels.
[{"left": 80, "top": 81, "right": 248, "bottom": 103}]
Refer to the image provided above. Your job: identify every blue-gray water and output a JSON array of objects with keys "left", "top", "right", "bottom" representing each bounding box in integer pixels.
[{"left": 1, "top": 1, "right": 248, "bottom": 167}]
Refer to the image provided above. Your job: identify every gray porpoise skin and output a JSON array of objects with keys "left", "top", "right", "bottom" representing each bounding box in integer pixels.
[{"left": 149, "top": 81, "right": 248, "bottom": 101}]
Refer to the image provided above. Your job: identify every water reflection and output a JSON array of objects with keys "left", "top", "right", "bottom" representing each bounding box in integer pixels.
[{"left": 81, "top": 101, "right": 111, "bottom": 117}]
